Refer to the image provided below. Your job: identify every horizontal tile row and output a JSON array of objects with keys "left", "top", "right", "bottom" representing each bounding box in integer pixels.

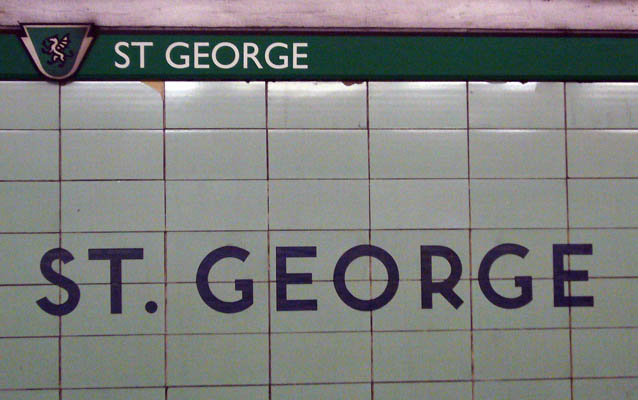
[
  {"left": 4, "top": 229, "right": 636, "bottom": 284},
  {"left": 2, "top": 179, "right": 636, "bottom": 232},
  {"left": 2, "top": 329, "right": 636, "bottom": 389},
  {"left": 2, "top": 278, "right": 635, "bottom": 337},
  {"left": 5, "top": 379, "right": 638, "bottom": 400},
  {"left": 3, "top": 129, "right": 637, "bottom": 180}
]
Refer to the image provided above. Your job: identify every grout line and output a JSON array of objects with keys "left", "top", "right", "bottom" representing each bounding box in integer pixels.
[
  {"left": 162, "top": 80, "right": 169, "bottom": 400},
  {"left": 564, "top": 82, "right": 575, "bottom": 400},
  {"left": 58, "top": 82, "right": 63, "bottom": 400},
  {"left": 366, "top": 81, "right": 375, "bottom": 400},
  {"left": 466, "top": 81, "right": 476, "bottom": 400},
  {"left": 265, "top": 81, "right": 273, "bottom": 400}
]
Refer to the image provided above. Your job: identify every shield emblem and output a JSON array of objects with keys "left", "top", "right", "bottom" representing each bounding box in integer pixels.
[{"left": 20, "top": 24, "right": 94, "bottom": 80}]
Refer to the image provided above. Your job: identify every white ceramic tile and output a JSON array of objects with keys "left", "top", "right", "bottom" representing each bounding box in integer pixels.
[
  {"left": 573, "top": 328, "right": 638, "bottom": 377},
  {"left": 372, "top": 280, "right": 471, "bottom": 331},
  {"left": 469, "top": 82, "right": 564, "bottom": 128},
  {"left": 470, "top": 129, "right": 565, "bottom": 178},
  {"left": 371, "top": 230, "right": 470, "bottom": 281},
  {"left": 370, "top": 180, "right": 469, "bottom": 229},
  {"left": 0, "top": 131, "right": 58, "bottom": 180},
  {"left": 0, "top": 338, "right": 58, "bottom": 389},
  {"left": 61, "top": 181, "right": 164, "bottom": 232},
  {"left": 62, "top": 335, "right": 164, "bottom": 387},
  {"left": 0, "top": 82, "right": 58, "bottom": 129},
  {"left": 271, "top": 332, "right": 370, "bottom": 383},
  {"left": 375, "top": 382, "right": 471, "bottom": 400},
  {"left": 373, "top": 331, "right": 471, "bottom": 381},
  {"left": 269, "top": 129, "right": 368, "bottom": 179},
  {"left": 568, "top": 130, "right": 638, "bottom": 177},
  {"left": 167, "top": 334, "right": 269, "bottom": 385},
  {"left": 166, "top": 129, "right": 266, "bottom": 179},
  {"left": 167, "top": 231, "right": 268, "bottom": 282},
  {"left": 0, "top": 182, "right": 59, "bottom": 233},
  {"left": 61, "top": 82, "right": 162, "bottom": 129},
  {"left": 569, "top": 179, "right": 637, "bottom": 227},
  {"left": 475, "top": 380, "right": 571, "bottom": 400},
  {"left": 269, "top": 180, "right": 369, "bottom": 230},
  {"left": 62, "top": 130, "right": 163, "bottom": 179},
  {"left": 62, "top": 284, "right": 164, "bottom": 335},
  {"left": 3, "top": 390, "right": 59, "bottom": 400},
  {"left": 0, "top": 234, "right": 59, "bottom": 284},
  {"left": 0, "top": 286, "right": 59, "bottom": 337},
  {"left": 369, "top": 82, "right": 467, "bottom": 128},
  {"left": 571, "top": 279, "right": 637, "bottom": 327},
  {"left": 470, "top": 180, "right": 567, "bottom": 228},
  {"left": 167, "top": 180, "right": 267, "bottom": 230},
  {"left": 270, "top": 281, "right": 369, "bottom": 332},
  {"left": 573, "top": 378, "right": 638, "bottom": 400},
  {"left": 169, "top": 387, "right": 269, "bottom": 400},
  {"left": 166, "top": 81, "right": 265, "bottom": 128},
  {"left": 61, "top": 232, "right": 164, "bottom": 283},
  {"left": 370, "top": 130, "right": 468, "bottom": 178},
  {"left": 569, "top": 229, "right": 638, "bottom": 277},
  {"left": 273, "top": 384, "right": 371, "bottom": 400},
  {"left": 567, "top": 82, "right": 638, "bottom": 128},
  {"left": 471, "top": 229, "right": 568, "bottom": 279},
  {"left": 473, "top": 329, "right": 570, "bottom": 379},
  {"left": 64, "top": 389, "right": 164, "bottom": 400},
  {"left": 268, "top": 82, "right": 366, "bottom": 129},
  {"left": 472, "top": 279, "right": 569, "bottom": 328},
  {"left": 269, "top": 230, "right": 370, "bottom": 281},
  {"left": 167, "top": 282, "right": 268, "bottom": 334}
]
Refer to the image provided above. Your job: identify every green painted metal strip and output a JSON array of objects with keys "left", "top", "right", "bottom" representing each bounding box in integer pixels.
[{"left": 1, "top": 32, "right": 638, "bottom": 80}]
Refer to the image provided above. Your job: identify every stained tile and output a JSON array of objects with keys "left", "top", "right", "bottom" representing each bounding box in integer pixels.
[
  {"left": 573, "top": 328, "right": 638, "bottom": 377},
  {"left": 370, "top": 130, "right": 468, "bottom": 178},
  {"left": 373, "top": 331, "right": 471, "bottom": 381},
  {"left": 271, "top": 332, "right": 370, "bottom": 383},
  {"left": 167, "top": 181, "right": 267, "bottom": 230},
  {"left": 0, "top": 81, "right": 58, "bottom": 129},
  {"left": 369, "top": 81, "right": 467, "bottom": 128},
  {"left": 0, "top": 182, "right": 59, "bottom": 233},
  {"left": 166, "top": 129, "right": 266, "bottom": 179},
  {"left": 470, "top": 180, "right": 567, "bottom": 228},
  {"left": 269, "top": 129, "right": 368, "bottom": 179},
  {"left": 567, "top": 82, "right": 638, "bottom": 128},
  {"left": 568, "top": 130, "right": 638, "bottom": 177},
  {"left": 61, "top": 335, "right": 164, "bottom": 387},
  {"left": 268, "top": 82, "right": 366, "bottom": 129},
  {"left": 0, "top": 338, "right": 58, "bottom": 389},
  {"left": 474, "top": 380, "right": 570, "bottom": 400},
  {"left": 375, "top": 382, "right": 471, "bottom": 400},
  {"left": 0, "top": 131, "right": 58, "bottom": 180},
  {"left": 62, "top": 130, "right": 163, "bottom": 179},
  {"left": 167, "top": 334, "right": 268, "bottom": 385},
  {"left": 468, "top": 82, "right": 564, "bottom": 129},
  {"left": 0, "top": 285, "right": 59, "bottom": 337},
  {"left": 370, "top": 180, "right": 469, "bottom": 229},
  {"left": 469, "top": 129, "right": 565, "bottom": 178},
  {"left": 568, "top": 179, "right": 637, "bottom": 228},
  {"left": 61, "top": 82, "right": 162, "bottom": 129},
  {"left": 269, "top": 180, "right": 369, "bottom": 230},
  {"left": 473, "top": 329, "right": 570, "bottom": 379},
  {"left": 61, "top": 181, "right": 164, "bottom": 232},
  {"left": 166, "top": 81, "right": 265, "bottom": 128},
  {"left": 0, "top": 234, "right": 59, "bottom": 284}
]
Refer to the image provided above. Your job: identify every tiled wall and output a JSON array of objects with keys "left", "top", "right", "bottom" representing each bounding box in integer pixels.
[{"left": 0, "top": 80, "right": 636, "bottom": 399}]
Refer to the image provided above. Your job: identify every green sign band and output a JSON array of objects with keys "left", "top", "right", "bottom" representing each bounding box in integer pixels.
[{"left": 2, "top": 31, "right": 638, "bottom": 81}]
